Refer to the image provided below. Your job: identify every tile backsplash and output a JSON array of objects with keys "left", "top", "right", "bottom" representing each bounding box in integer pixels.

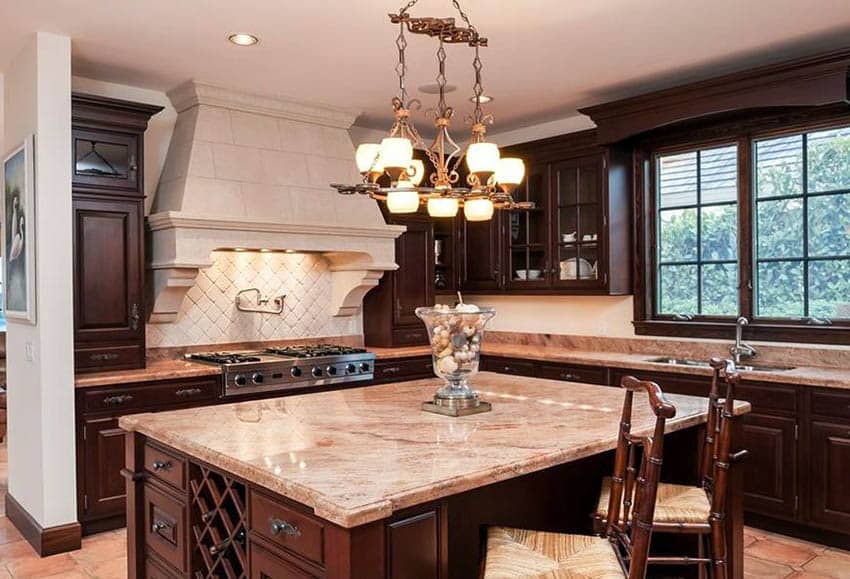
[{"left": 146, "top": 251, "right": 360, "bottom": 347}]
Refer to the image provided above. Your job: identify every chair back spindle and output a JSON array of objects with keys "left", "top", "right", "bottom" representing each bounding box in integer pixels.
[
  {"left": 700, "top": 358, "right": 728, "bottom": 490},
  {"left": 606, "top": 375, "right": 677, "bottom": 579}
]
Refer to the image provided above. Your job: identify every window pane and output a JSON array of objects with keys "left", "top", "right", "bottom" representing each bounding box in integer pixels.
[
  {"left": 809, "top": 259, "right": 850, "bottom": 320},
  {"left": 701, "top": 204, "right": 737, "bottom": 261},
  {"left": 757, "top": 198, "right": 803, "bottom": 258},
  {"left": 757, "top": 261, "right": 804, "bottom": 318},
  {"left": 808, "top": 126, "right": 850, "bottom": 193},
  {"left": 756, "top": 135, "right": 803, "bottom": 198},
  {"left": 701, "top": 146, "right": 738, "bottom": 204},
  {"left": 659, "top": 264, "right": 698, "bottom": 315},
  {"left": 658, "top": 151, "right": 697, "bottom": 208},
  {"left": 702, "top": 263, "right": 738, "bottom": 316},
  {"left": 659, "top": 208, "right": 697, "bottom": 262},
  {"left": 808, "top": 193, "right": 850, "bottom": 257}
]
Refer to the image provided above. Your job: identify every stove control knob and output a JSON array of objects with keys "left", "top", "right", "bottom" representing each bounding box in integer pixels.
[
  {"left": 290, "top": 367, "right": 302, "bottom": 378},
  {"left": 346, "top": 364, "right": 357, "bottom": 374},
  {"left": 312, "top": 367, "right": 323, "bottom": 377},
  {"left": 234, "top": 374, "right": 248, "bottom": 387},
  {"left": 326, "top": 366, "right": 338, "bottom": 376},
  {"left": 252, "top": 372, "right": 264, "bottom": 384},
  {"left": 359, "top": 362, "right": 371, "bottom": 372}
]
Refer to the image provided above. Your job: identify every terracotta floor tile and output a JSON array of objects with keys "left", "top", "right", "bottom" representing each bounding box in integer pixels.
[
  {"left": 745, "top": 554, "right": 795, "bottom": 578},
  {"left": 823, "top": 547, "right": 850, "bottom": 562},
  {"left": 0, "top": 518, "right": 22, "bottom": 546},
  {"left": 747, "top": 537, "right": 822, "bottom": 567},
  {"left": 801, "top": 554, "right": 850, "bottom": 579},
  {"left": 82, "top": 555, "right": 127, "bottom": 579},
  {"left": 0, "top": 538, "right": 38, "bottom": 560},
  {"left": 790, "top": 572, "right": 839, "bottom": 579},
  {"left": 5, "top": 552, "right": 79, "bottom": 579}
]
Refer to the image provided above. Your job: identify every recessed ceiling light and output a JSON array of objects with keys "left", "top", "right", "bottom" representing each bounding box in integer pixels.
[
  {"left": 470, "top": 94, "right": 493, "bottom": 104},
  {"left": 419, "top": 82, "right": 457, "bottom": 95},
  {"left": 228, "top": 33, "right": 259, "bottom": 46}
]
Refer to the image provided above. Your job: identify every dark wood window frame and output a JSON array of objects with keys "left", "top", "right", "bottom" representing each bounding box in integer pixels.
[{"left": 633, "top": 105, "right": 850, "bottom": 345}]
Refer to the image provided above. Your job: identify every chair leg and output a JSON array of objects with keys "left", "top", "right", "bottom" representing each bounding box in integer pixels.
[{"left": 698, "top": 534, "right": 707, "bottom": 579}]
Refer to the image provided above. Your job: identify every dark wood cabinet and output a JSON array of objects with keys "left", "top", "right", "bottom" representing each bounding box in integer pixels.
[
  {"left": 364, "top": 213, "right": 434, "bottom": 347},
  {"left": 806, "top": 388, "right": 850, "bottom": 532},
  {"left": 81, "top": 417, "right": 127, "bottom": 521},
  {"left": 72, "top": 93, "right": 162, "bottom": 372},
  {"left": 741, "top": 413, "right": 798, "bottom": 520},
  {"left": 459, "top": 215, "right": 503, "bottom": 291}
]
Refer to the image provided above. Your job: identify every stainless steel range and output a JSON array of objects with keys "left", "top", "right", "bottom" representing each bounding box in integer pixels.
[{"left": 186, "top": 345, "right": 375, "bottom": 397}]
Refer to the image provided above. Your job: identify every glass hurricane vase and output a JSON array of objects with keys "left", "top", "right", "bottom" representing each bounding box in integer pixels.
[{"left": 415, "top": 306, "right": 496, "bottom": 406}]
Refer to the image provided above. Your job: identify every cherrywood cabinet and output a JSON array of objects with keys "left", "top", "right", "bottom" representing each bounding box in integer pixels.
[
  {"left": 740, "top": 413, "right": 798, "bottom": 520},
  {"left": 806, "top": 389, "right": 850, "bottom": 531},
  {"left": 72, "top": 94, "right": 162, "bottom": 372}
]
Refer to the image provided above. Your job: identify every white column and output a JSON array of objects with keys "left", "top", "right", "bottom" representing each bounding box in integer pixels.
[{"left": 4, "top": 32, "right": 76, "bottom": 528}]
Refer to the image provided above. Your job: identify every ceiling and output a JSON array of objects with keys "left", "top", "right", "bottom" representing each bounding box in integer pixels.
[{"left": 2, "top": 0, "right": 850, "bottom": 133}]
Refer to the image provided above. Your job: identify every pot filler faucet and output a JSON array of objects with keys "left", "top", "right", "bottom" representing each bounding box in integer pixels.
[{"left": 730, "top": 316, "right": 757, "bottom": 364}]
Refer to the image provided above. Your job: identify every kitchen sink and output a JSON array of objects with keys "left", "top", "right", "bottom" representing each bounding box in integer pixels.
[{"left": 646, "top": 357, "right": 795, "bottom": 373}]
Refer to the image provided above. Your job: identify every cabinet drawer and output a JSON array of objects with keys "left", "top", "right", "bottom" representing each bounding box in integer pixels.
[
  {"left": 737, "top": 382, "right": 796, "bottom": 415},
  {"left": 374, "top": 357, "right": 433, "bottom": 381},
  {"left": 144, "top": 484, "right": 187, "bottom": 573},
  {"left": 250, "top": 490, "right": 325, "bottom": 567},
  {"left": 392, "top": 327, "right": 429, "bottom": 346},
  {"left": 481, "top": 356, "right": 535, "bottom": 377},
  {"left": 75, "top": 344, "right": 143, "bottom": 372},
  {"left": 82, "top": 378, "right": 218, "bottom": 414},
  {"left": 250, "top": 540, "right": 319, "bottom": 578},
  {"left": 809, "top": 390, "right": 850, "bottom": 420},
  {"left": 537, "top": 363, "right": 607, "bottom": 385},
  {"left": 145, "top": 556, "right": 181, "bottom": 579},
  {"left": 144, "top": 442, "right": 186, "bottom": 491}
]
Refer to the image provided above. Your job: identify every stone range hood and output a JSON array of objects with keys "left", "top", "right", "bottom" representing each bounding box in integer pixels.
[{"left": 147, "top": 81, "right": 404, "bottom": 323}]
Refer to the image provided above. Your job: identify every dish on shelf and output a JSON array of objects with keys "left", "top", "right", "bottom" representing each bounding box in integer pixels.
[
  {"left": 561, "top": 232, "right": 577, "bottom": 243},
  {"left": 559, "top": 258, "right": 595, "bottom": 280}
]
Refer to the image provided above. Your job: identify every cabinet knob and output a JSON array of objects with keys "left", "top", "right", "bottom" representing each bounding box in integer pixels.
[
  {"left": 103, "top": 394, "right": 133, "bottom": 406},
  {"left": 560, "top": 373, "right": 579, "bottom": 381},
  {"left": 151, "top": 460, "right": 172, "bottom": 472},
  {"left": 270, "top": 518, "right": 301, "bottom": 537},
  {"left": 151, "top": 520, "right": 171, "bottom": 535}
]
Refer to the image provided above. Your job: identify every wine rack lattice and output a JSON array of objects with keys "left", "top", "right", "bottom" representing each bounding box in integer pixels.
[{"left": 190, "top": 465, "right": 248, "bottom": 579}]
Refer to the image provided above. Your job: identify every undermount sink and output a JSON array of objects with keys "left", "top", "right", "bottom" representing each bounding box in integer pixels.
[{"left": 646, "top": 357, "right": 795, "bottom": 373}]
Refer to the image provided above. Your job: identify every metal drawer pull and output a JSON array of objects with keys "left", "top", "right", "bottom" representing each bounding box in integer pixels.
[
  {"left": 152, "top": 460, "right": 172, "bottom": 472},
  {"left": 383, "top": 366, "right": 401, "bottom": 374},
  {"left": 151, "top": 520, "right": 171, "bottom": 534},
  {"left": 503, "top": 366, "right": 512, "bottom": 372},
  {"left": 103, "top": 394, "right": 134, "bottom": 406},
  {"left": 560, "top": 373, "right": 579, "bottom": 381},
  {"left": 175, "top": 387, "right": 203, "bottom": 397},
  {"left": 270, "top": 518, "right": 301, "bottom": 537}
]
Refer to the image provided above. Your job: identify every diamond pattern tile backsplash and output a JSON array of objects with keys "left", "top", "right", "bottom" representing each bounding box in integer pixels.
[{"left": 146, "top": 251, "right": 360, "bottom": 347}]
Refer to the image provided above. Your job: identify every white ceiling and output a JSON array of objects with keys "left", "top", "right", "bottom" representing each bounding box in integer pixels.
[{"left": 2, "top": 0, "right": 850, "bottom": 132}]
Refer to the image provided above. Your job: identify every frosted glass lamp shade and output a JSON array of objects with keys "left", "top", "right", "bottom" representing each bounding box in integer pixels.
[
  {"left": 380, "top": 137, "right": 414, "bottom": 178},
  {"left": 427, "top": 196, "right": 459, "bottom": 218},
  {"left": 407, "top": 159, "right": 426, "bottom": 186},
  {"left": 464, "top": 198, "right": 494, "bottom": 221},
  {"left": 466, "top": 142, "right": 500, "bottom": 177},
  {"left": 355, "top": 143, "right": 383, "bottom": 174},
  {"left": 386, "top": 181, "right": 419, "bottom": 213},
  {"left": 495, "top": 157, "right": 525, "bottom": 186}
]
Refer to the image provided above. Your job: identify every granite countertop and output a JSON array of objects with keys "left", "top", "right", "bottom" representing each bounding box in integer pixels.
[
  {"left": 119, "top": 372, "right": 749, "bottom": 528},
  {"left": 74, "top": 359, "right": 221, "bottom": 389}
]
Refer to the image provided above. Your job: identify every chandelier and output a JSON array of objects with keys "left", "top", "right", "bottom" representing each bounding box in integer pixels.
[{"left": 331, "top": 0, "right": 531, "bottom": 221}]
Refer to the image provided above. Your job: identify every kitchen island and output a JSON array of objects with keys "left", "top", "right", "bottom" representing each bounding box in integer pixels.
[{"left": 120, "top": 372, "right": 750, "bottom": 578}]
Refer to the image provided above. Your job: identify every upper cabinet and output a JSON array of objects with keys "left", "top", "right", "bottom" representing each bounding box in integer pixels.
[{"left": 72, "top": 94, "right": 163, "bottom": 372}]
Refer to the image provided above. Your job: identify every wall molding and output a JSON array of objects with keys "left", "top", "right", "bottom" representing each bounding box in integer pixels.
[{"left": 5, "top": 493, "right": 82, "bottom": 557}]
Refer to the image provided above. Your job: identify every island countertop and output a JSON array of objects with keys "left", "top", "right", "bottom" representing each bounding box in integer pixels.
[{"left": 119, "top": 372, "right": 750, "bottom": 528}]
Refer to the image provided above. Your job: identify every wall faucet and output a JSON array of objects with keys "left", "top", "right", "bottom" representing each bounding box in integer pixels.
[{"left": 730, "top": 316, "right": 757, "bottom": 364}]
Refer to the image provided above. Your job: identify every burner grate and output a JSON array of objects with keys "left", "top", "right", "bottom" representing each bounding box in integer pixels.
[
  {"left": 189, "top": 352, "right": 262, "bottom": 365},
  {"left": 263, "top": 344, "right": 367, "bottom": 358}
]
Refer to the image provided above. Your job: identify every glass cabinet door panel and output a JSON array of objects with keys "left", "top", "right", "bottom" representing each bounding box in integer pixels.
[
  {"left": 578, "top": 164, "right": 599, "bottom": 203},
  {"left": 72, "top": 129, "right": 140, "bottom": 193},
  {"left": 578, "top": 204, "right": 600, "bottom": 241},
  {"left": 558, "top": 244, "right": 580, "bottom": 280},
  {"left": 510, "top": 248, "right": 528, "bottom": 281},
  {"left": 557, "top": 166, "right": 578, "bottom": 206}
]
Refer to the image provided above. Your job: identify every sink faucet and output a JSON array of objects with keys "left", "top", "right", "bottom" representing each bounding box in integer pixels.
[{"left": 730, "top": 316, "right": 757, "bottom": 364}]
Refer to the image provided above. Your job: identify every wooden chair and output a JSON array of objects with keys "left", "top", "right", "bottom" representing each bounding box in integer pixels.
[
  {"left": 593, "top": 359, "right": 746, "bottom": 578},
  {"left": 481, "top": 376, "right": 676, "bottom": 579}
]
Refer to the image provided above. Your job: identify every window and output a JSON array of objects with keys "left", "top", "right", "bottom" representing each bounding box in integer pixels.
[
  {"left": 754, "top": 127, "right": 850, "bottom": 321},
  {"left": 656, "top": 145, "right": 738, "bottom": 317}
]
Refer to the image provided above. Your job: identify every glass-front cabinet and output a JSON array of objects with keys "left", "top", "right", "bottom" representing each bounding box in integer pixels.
[
  {"left": 72, "top": 128, "right": 141, "bottom": 193},
  {"left": 552, "top": 156, "right": 605, "bottom": 289},
  {"left": 506, "top": 163, "right": 550, "bottom": 288}
]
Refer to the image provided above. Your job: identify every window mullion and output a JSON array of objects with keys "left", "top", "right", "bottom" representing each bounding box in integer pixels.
[
  {"left": 802, "top": 133, "right": 810, "bottom": 318},
  {"left": 696, "top": 150, "right": 703, "bottom": 315}
]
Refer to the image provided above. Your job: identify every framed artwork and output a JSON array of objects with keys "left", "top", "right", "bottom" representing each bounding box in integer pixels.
[{"left": 3, "top": 135, "right": 36, "bottom": 323}]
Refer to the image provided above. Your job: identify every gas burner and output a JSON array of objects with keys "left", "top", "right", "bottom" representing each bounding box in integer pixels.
[
  {"left": 263, "top": 344, "right": 368, "bottom": 358},
  {"left": 188, "top": 352, "right": 262, "bottom": 365}
]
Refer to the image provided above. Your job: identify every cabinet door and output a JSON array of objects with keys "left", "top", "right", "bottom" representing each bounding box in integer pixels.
[
  {"left": 505, "top": 163, "right": 551, "bottom": 289},
  {"left": 741, "top": 413, "right": 797, "bottom": 520},
  {"left": 392, "top": 218, "right": 433, "bottom": 326},
  {"left": 73, "top": 197, "right": 144, "bottom": 345},
  {"left": 459, "top": 213, "right": 503, "bottom": 291},
  {"left": 551, "top": 156, "right": 606, "bottom": 290},
  {"left": 808, "top": 420, "right": 850, "bottom": 530},
  {"left": 81, "top": 417, "right": 127, "bottom": 521},
  {"left": 73, "top": 128, "right": 141, "bottom": 193}
]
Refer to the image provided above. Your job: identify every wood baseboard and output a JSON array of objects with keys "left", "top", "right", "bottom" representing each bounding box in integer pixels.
[{"left": 5, "top": 493, "right": 82, "bottom": 556}]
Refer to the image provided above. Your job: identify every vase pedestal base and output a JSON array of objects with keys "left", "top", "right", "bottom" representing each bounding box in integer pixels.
[{"left": 421, "top": 396, "right": 492, "bottom": 417}]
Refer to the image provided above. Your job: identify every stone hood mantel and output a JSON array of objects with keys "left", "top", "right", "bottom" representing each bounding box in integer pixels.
[{"left": 146, "top": 81, "right": 404, "bottom": 323}]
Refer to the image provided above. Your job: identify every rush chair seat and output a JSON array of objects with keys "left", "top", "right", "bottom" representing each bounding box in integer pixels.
[
  {"left": 592, "top": 359, "right": 746, "bottom": 579},
  {"left": 481, "top": 376, "right": 677, "bottom": 579}
]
